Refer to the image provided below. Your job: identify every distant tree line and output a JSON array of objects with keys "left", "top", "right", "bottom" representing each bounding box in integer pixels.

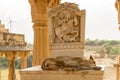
[
  {"left": 86, "top": 38, "right": 120, "bottom": 55},
  {"left": 85, "top": 38, "right": 120, "bottom": 46}
]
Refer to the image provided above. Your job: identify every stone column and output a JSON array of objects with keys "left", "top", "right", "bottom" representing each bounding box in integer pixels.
[
  {"left": 80, "top": 10, "right": 86, "bottom": 57},
  {"left": 0, "top": 52, "right": 3, "bottom": 80},
  {"left": 114, "top": 64, "right": 120, "bottom": 80},
  {"left": 19, "top": 51, "right": 29, "bottom": 69},
  {"left": 115, "top": 0, "right": 120, "bottom": 29},
  {"left": 5, "top": 51, "right": 16, "bottom": 80},
  {"left": 29, "top": 0, "right": 61, "bottom": 66},
  {"left": 115, "top": 0, "right": 120, "bottom": 24},
  {"left": 29, "top": 0, "right": 50, "bottom": 66},
  {"left": 114, "top": 55, "right": 120, "bottom": 80}
]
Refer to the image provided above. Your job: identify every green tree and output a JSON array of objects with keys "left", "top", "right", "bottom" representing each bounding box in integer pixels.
[
  {"left": 0, "top": 56, "right": 8, "bottom": 68},
  {"left": 110, "top": 48, "right": 120, "bottom": 55},
  {"left": 105, "top": 46, "right": 113, "bottom": 54},
  {"left": 108, "top": 40, "right": 120, "bottom": 45},
  {"left": 85, "top": 39, "right": 96, "bottom": 46},
  {"left": 27, "top": 54, "right": 32, "bottom": 68}
]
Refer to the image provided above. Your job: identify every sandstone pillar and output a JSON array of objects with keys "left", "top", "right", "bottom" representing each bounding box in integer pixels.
[
  {"left": 0, "top": 52, "right": 3, "bottom": 80},
  {"left": 19, "top": 51, "right": 29, "bottom": 69},
  {"left": 29, "top": 0, "right": 61, "bottom": 66},
  {"left": 29, "top": 0, "right": 50, "bottom": 66},
  {"left": 5, "top": 51, "right": 16, "bottom": 80},
  {"left": 115, "top": 0, "right": 120, "bottom": 29},
  {"left": 114, "top": 55, "right": 120, "bottom": 80},
  {"left": 114, "top": 64, "right": 120, "bottom": 80}
]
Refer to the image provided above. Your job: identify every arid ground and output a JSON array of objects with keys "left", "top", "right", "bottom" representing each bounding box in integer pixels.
[{"left": 85, "top": 51, "right": 117, "bottom": 80}]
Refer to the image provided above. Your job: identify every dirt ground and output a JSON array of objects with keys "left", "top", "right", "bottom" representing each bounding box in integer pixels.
[
  {"left": 85, "top": 51, "right": 117, "bottom": 80},
  {"left": 96, "top": 58, "right": 116, "bottom": 80}
]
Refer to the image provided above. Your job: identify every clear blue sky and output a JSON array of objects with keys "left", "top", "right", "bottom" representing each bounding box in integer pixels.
[{"left": 0, "top": 0, "right": 119, "bottom": 44}]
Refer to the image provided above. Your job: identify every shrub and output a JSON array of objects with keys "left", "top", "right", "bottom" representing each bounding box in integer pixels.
[{"left": 110, "top": 48, "right": 120, "bottom": 55}]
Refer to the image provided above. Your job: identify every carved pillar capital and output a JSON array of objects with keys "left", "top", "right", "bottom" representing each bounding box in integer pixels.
[
  {"left": 33, "top": 20, "right": 48, "bottom": 27},
  {"left": 29, "top": 0, "right": 48, "bottom": 22},
  {"left": 47, "top": 0, "right": 61, "bottom": 8},
  {"left": 19, "top": 51, "right": 29, "bottom": 57},
  {"left": 5, "top": 51, "right": 17, "bottom": 60},
  {"left": 115, "top": 0, "right": 120, "bottom": 29},
  {"left": 115, "top": 0, "right": 120, "bottom": 10}
]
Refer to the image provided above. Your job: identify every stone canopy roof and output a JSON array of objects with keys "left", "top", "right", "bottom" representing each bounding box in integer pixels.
[{"left": 0, "top": 46, "right": 32, "bottom": 51}]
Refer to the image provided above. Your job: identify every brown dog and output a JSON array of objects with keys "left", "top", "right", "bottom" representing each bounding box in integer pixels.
[{"left": 41, "top": 55, "right": 101, "bottom": 71}]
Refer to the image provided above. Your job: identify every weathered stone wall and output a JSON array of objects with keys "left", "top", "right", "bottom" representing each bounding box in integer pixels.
[{"left": 0, "top": 20, "right": 26, "bottom": 46}]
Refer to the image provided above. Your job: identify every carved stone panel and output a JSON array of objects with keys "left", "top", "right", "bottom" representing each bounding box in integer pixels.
[
  {"left": 48, "top": 2, "right": 85, "bottom": 43},
  {"left": 48, "top": 2, "right": 86, "bottom": 57}
]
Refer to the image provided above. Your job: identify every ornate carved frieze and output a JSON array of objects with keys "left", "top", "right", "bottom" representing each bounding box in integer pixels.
[
  {"left": 50, "top": 43, "right": 84, "bottom": 50},
  {"left": 48, "top": 2, "right": 85, "bottom": 44}
]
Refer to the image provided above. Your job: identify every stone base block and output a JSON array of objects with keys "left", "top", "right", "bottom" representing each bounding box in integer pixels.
[
  {"left": 50, "top": 43, "right": 84, "bottom": 57},
  {"left": 20, "top": 65, "right": 104, "bottom": 80}
]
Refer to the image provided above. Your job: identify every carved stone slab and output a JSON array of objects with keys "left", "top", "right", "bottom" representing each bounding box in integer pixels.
[
  {"left": 48, "top": 2, "right": 86, "bottom": 57},
  {"left": 20, "top": 65, "right": 104, "bottom": 80}
]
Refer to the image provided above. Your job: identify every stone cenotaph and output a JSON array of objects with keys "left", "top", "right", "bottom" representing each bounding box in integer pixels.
[{"left": 20, "top": 2, "right": 104, "bottom": 80}]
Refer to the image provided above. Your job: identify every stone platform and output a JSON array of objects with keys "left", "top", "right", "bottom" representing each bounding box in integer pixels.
[{"left": 19, "top": 65, "right": 104, "bottom": 80}]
